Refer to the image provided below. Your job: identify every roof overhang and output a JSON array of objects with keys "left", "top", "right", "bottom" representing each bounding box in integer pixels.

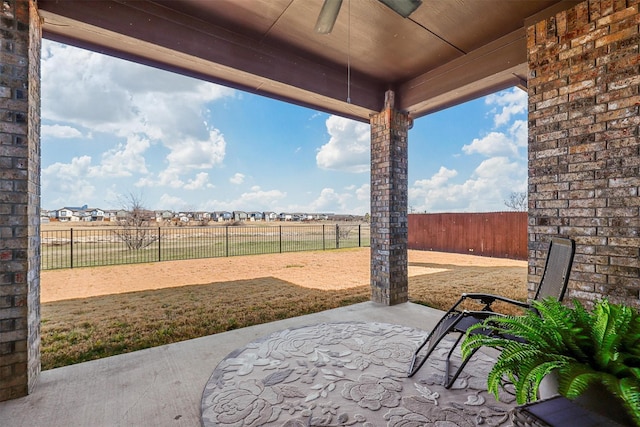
[{"left": 38, "top": 0, "right": 580, "bottom": 122}]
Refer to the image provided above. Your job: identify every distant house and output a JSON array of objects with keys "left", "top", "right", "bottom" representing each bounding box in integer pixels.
[
  {"left": 55, "top": 208, "right": 75, "bottom": 222},
  {"left": 65, "top": 204, "right": 88, "bottom": 211},
  {"left": 173, "top": 212, "right": 191, "bottom": 224},
  {"left": 115, "top": 210, "right": 129, "bottom": 222},
  {"left": 233, "top": 211, "right": 248, "bottom": 221},
  {"left": 248, "top": 212, "right": 263, "bottom": 221},
  {"left": 104, "top": 210, "right": 118, "bottom": 221},
  {"left": 279, "top": 212, "right": 293, "bottom": 221},
  {"left": 212, "top": 211, "right": 232, "bottom": 222},
  {"left": 90, "top": 209, "right": 105, "bottom": 221},
  {"left": 263, "top": 212, "right": 278, "bottom": 222},
  {"left": 155, "top": 210, "right": 173, "bottom": 222}
]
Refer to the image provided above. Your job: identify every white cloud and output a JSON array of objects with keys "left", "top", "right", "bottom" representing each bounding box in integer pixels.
[
  {"left": 510, "top": 119, "right": 528, "bottom": 147},
  {"left": 316, "top": 116, "right": 370, "bottom": 172},
  {"left": 41, "top": 40, "right": 234, "bottom": 185},
  {"left": 165, "top": 130, "right": 226, "bottom": 170},
  {"left": 409, "top": 159, "right": 526, "bottom": 213},
  {"left": 91, "top": 135, "right": 150, "bottom": 177},
  {"left": 43, "top": 155, "right": 92, "bottom": 177},
  {"left": 159, "top": 194, "right": 186, "bottom": 211},
  {"left": 134, "top": 130, "right": 226, "bottom": 189},
  {"left": 230, "top": 173, "right": 245, "bottom": 185},
  {"left": 156, "top": 168, "right": 186, "bottom": 189},
  {"left": 308, "top": 188, "right": 353, "bottom": 212},
  {"left": 411, "top": 167, "right": 458, "bottom": 192},
  {"left": 41, "top": 41, "right": 234, "bottom": 138},
  {"left": 42, "top": 156, "right": 96, "bottom": 206},
  {"left": 355, "top": 184, "right": 370, "bottom": 201},
  {"left": 486, "top": 87, "right": 527, "bottom": 127},
  {"left": 462, "top": 132, "right": 518, "bottom": 157},
  {"left": 239, "top": 188, "right": 287, "bottom": 204},
  {"left": 134, "top": 176, "right": 158, "bottom": 188},
  {"left": 409, "top": 87, "right": 529, "bottom": 213},
  {"left": 462, "top": 119, "right": 527, "bottom": 158},
  {"left": 184, "top": 172, "right": 213, "bottom": 190},
  {"left": 42, "top": 124, "right": 83, "bottom": 139},
  {"left": 41, "top": 151, "right": 152, "bottom": 207}
]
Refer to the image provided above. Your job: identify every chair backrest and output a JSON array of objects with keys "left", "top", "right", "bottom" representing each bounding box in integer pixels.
[{"left": 533, "top": 237, "right": 575, "bottom": 302}]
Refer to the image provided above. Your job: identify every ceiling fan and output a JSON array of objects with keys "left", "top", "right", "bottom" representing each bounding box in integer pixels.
[{"left": 315, "top": 0, "right": 423, "bottom": 34}]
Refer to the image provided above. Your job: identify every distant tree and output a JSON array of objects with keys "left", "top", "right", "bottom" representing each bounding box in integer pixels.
[
  {"left": 113, "top": 192, "right": 158, "bottom": 250},
  {"left": 337, "top": 224, "right": 356, "bottom": 239},
  {"left": 504, "top": 191, "right": 527, "bottom": 212}
]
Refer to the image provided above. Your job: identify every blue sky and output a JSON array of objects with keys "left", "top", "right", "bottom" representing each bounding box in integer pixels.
[{"left": 41, "top": 40, "right": 528, "bottom": 214}]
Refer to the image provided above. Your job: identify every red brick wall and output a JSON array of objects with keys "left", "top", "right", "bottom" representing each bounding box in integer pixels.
[
  {"left": 528, "top": 0, "right": 640, "bottom": 308},
  {"left": 0, "top": 0, "right": 41, "bottom": 401},
  {"left": 370, "top": 91, "right": 409, "bottom": 305}
]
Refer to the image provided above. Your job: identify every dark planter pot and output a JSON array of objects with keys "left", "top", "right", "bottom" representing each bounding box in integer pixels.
[{"left": 539, "top": 372, "right": 635, "bottom": 426}]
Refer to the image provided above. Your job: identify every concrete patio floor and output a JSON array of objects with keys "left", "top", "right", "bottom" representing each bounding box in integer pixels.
[{"left": 0, "top": 301, "right": 443, "bottom": 427}]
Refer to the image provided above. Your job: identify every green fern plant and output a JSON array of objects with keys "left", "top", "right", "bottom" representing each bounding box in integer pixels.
[{"left": 461, "top": 298, "right": 640, "bottom": 426}]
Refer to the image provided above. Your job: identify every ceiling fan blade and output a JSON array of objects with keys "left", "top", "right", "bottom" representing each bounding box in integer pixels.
[
  {"left": 378, "top": 0, "right": 422, "bottom": 18},
  {"left": 315, "top": 0, "right": 343, "bottom": 34}
]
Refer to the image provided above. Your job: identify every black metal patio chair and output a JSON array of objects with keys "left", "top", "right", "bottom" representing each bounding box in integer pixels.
[{"left": 407, "top": 237, "right": 575, "bottom": 388}]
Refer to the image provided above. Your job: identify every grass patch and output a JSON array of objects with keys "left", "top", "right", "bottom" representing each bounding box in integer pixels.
[
  {"left": 408, "top": 263, "right": 528, "bottom": 315},
  {"left": 41, "top": 278, "right": 370, "bottom": 369},
  {"left": 41, "top": 261, "right": 527, "bottom": 370}
]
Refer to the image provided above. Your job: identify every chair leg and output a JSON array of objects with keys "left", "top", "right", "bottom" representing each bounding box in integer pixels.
[
  {"left": 407, "top": 319, "right": 455, "bottom": 377},
  {"left": 444, "top": 347, "right": 480, "bottom": 389},
  {"left": 443, "top": 332, "right": 464, "bottom": 386}
]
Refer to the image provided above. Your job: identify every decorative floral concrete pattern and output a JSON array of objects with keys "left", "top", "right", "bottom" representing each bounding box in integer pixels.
[{"left": 201, "top": 322, "right": 515, "bottom": 426}]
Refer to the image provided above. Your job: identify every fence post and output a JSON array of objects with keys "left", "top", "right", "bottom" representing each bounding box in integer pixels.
[
  {"left": 279, "top": 225, "right": 282, "bottom": 253},
  {"left": 70, "top": 228, "right": 73, "bottom": 269},
  {"left": 336, "top": 224, "right": 339, "bottom": 249},
  {"left": 158, "top": 227, "right": 161, "bottom": 262},
  {"left": 225, "top": 226, "right": 229, "bottom": 257},
  {"left": 358, "top": 224, "right": 361, "bottom": 247},
  {"left": 322, "top": 224, "right": 325, "bottom": 250}
]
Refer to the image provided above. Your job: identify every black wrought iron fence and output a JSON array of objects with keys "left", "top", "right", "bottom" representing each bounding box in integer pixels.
[{"left": 41, "top": 223, "right": 371, "bottom": 270}]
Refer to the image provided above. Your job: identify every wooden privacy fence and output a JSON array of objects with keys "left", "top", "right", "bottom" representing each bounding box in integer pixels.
[{"left": 408, "top": 212, "right": 527, "bottom": 260}]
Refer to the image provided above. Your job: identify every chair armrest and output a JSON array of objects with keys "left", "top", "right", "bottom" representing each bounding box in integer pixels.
[
  {"left": 462, "top": 309, "right": 507, "bottom": 319},
  {"left": 461, "top": 293, "right": 531, "bottom": 310}
]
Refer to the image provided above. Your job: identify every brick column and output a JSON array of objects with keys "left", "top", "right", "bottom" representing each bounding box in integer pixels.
[
  {"left": 528, "top": 0, "right": 640, "bottom": 308},
  {"left": 0, "top": 0, "right": 41, "bottom": 400},
  {"left": 370, "top": 90, "right": 409, "bottom": 305}
]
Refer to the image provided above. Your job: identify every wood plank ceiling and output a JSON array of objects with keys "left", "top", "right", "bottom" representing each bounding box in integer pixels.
[{"left": 38, "top": 0, "right": 580, "bottom": 122}]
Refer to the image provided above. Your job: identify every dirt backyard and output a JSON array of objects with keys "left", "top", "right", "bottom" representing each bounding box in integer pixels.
[
  {"left": 40, "top": 247, "right": 528, "bottom": 369},
  {"left": 41, "top": 247, "right": 527, "bottom": 302}
]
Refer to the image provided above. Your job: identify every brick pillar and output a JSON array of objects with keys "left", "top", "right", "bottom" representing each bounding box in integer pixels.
[
  {"left": 0, "top": 0, "right": 41, "bottom": 400},
  {"left": 370, "top": 90, "right": 409, "bottom": 305},
  {"left": 528, "top": 0, "right": 640, "bottom": 308}
]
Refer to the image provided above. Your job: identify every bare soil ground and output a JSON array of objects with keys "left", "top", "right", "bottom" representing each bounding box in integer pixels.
[
  {"left": 42, "top": 248, "right": 526, "bottom": 302},
  {"left": 40, "top": 248, "right": 528, "bottom": 369}
]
